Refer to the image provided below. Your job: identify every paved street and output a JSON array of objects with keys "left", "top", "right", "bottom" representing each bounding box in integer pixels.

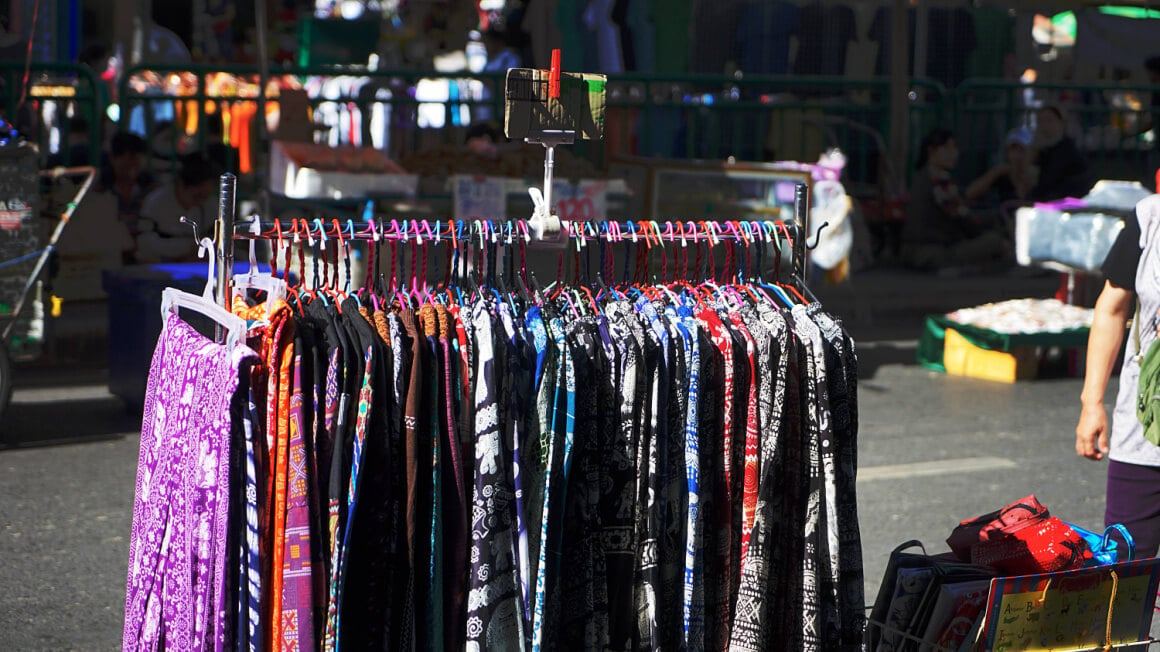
[{"left": 0, "top": 292, "right": 1123, "bottom": 649}]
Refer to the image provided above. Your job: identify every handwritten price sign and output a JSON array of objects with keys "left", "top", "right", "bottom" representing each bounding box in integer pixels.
[
  {"left": 551, "top": 180, "right": 608, "bottom": 222},
  {"left": 452, "top": 175, "right": 507, "bottom": 221}
]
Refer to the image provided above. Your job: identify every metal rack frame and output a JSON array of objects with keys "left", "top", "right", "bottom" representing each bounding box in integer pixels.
[{"left": 207, "top": 173, "right": 816, "bottom": 317}]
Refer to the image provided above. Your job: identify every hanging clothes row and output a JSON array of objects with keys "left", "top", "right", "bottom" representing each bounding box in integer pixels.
[{"left": 122, "top": 214, "right": 864, "bottom": 652}]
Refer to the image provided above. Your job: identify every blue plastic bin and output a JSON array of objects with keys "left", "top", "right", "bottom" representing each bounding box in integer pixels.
[{"left": 102, "top": 263, "right": 260, "bottom": 409}]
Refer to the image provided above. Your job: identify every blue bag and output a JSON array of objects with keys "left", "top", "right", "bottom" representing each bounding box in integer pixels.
[{"left": 1065, "top": 522, "right": 1134, "bottom": 566}]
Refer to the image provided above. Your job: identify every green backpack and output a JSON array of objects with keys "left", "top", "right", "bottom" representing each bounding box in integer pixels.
[{"left": 1135, "top": 301, "right": 1160, "bottom": 446}]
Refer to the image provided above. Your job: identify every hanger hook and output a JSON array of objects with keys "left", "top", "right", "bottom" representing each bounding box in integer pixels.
[
  {"left": 301, "top": 217, "right": 314, "bottom": 247},
  {"left": 179, "top": 216, "right": 200, "bottom": 248},
  {"left": 807, "top": 220, "right": 830, "bottom": 250}
]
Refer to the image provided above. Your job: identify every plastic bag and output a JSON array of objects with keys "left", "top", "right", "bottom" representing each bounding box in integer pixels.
[
  {"left": 1083, "top": 180, "right": 1152, "bottom": 211},
  {"left": 808, "top": 151, "right": 854, "bottom": 272}
]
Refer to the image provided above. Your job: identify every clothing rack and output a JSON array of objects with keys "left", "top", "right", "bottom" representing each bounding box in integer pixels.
[
  {"left": 131, "top": 174, "right": 863, "bottom": 652},
  {"left": 210, "top": 174, "right": 817, "bottom": 314}
]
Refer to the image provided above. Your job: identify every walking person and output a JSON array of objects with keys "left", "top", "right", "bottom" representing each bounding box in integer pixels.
[{"left": 1076, "top": 193, "right": 1160, "bottom": 557}]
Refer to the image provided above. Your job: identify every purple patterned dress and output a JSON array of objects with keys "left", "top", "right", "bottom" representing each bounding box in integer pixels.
[{"left": 123, "top": 313, "right": 257, "bottom": 651}]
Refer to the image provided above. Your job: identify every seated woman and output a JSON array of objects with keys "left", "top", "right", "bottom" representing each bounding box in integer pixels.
[{"left": 901, "top": 128, "right": 1011, "bottom": 271}]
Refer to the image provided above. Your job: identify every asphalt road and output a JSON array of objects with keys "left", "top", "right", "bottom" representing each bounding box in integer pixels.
[{"left": 0, "top": 342, "right": 1123, "bottom": 650}]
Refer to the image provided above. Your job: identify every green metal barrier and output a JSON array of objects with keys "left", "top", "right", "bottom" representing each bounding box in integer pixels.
[
  {"left": 596, "top": 73, "right": 946, "bottom": 191},
  {"left": 118, "top": 64, "right": 948, "bottom": 189},
  {"left": 0, "top": 62, "right": 103, "bottom": 169},
  {"left": 953, "top": 79, "right": 1159, "bottom": 189}
]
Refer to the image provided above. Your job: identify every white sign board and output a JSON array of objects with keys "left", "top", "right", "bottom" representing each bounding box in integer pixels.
[{"left": 551, "top": 180, "right": 608, "bottom": 222}]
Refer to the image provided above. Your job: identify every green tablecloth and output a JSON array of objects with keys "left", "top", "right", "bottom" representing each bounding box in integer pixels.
[{"left": 916, "top": 315, "right": 1091, "bottom": 373}]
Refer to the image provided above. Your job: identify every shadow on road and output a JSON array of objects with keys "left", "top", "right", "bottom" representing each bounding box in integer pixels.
[
  {"left": 0, "top": 394, "right": 136, "bottom": 450},
  {"left": 858, "top": 342, "right": 918, "bottom": 380}
]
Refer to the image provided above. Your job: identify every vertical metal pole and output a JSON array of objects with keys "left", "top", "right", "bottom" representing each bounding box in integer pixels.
[
  {"left": 889, "top": 0, "right": 911, "bottom": 188},
  {"left": 255, "top": 0, "right": 271, "bottom": 221},
  {"left": 793, "top": 182, "right": 809, "bottom": 283},
  {"left": 216, "top": 173, "right": 236, "bottom": 340},
  {"left": 913, "top": 0, "right": 929, "bottom": 83},
  {"left": 543, "top": 144, "right": 556, "bottom": 214}
]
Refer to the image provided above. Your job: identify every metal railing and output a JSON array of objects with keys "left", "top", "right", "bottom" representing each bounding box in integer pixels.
[
  {"left": 0, "top": 62, "right": 104, "bottom": 169},
  {"left": 114, "top": 64, "right": 1159, "bottom": 194},
  {"left": 117, "top": 64, "right": 949, "bottom": 186}
]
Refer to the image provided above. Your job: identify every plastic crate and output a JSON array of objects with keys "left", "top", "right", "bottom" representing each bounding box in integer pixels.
[{"left": 943, "top": 328, "right": 1039, "bottom": 384}]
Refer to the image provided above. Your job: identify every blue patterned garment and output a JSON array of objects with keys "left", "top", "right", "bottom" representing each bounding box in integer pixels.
[
  {"left": 679, "top": 314, "right": 705, "bottom": 649},
  {"left": 531, "top": 314, "right": 573, "bottom": 652},
  {"left": 521, "top": 306, "right": 552, "bottom": 644},
  {"left": 333, "top": 344, "right": 375, "bottom": 647}
]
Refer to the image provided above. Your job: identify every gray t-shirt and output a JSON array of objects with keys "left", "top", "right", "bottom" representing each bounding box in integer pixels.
[{"left": 1112, "top": 194, "right": 1160, "bottom": 466}]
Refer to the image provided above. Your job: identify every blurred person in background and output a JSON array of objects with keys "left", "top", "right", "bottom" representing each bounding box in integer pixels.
[
  {"left": 1029, "top": 104, "right": 1095, "bottom": 202},
  {"left": 99, "top": 131, "right": 158, "bottom": 263},
  {"left": 136, "top": 154, "right": 219, "bottom": 264},
  {"left": 965, "top": 126, "right": 1038, "bottom": 206},
  {"left": 900, "top": 128, "right": 1011, "bottom": 271},
  {"left": 482, "top": 26, "right": 521, "bottom": 72},
  {"left": 464, "top": 121, "right": 504, "bottom": 159}
]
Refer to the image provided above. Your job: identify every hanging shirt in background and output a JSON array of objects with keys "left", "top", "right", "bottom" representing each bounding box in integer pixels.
[
  {"left": 689, "top": 0, "right": 743, "bottom": 74},
  {"left": 926, "top": 8, "right": 977, "bottom": 89},
  {"left": 793, "top": 2, "right": 856, "bottom": 76},
  {"left": 612, "top": 0, "right": 637, "bottom": 71},
  {"left": 870, "top": 7, "right": 976, "bottom": 87},
  {"left": 966, "top": 6, "right": 1015, "bottom": 79},
  {"left": 557, "top": 0, "right": 587, "bottom": 71},
  {"left": 521, "top": 0, "right": 563, "bottom": 69},
  {"left": 870, "top": 6, "right": 915, "bottom": 79},
  {"left": 623, "top": 0, "right": 655, "bottom": 72},
  {"left": 584, "top": 0, "right": 625, "bottom": 73},
  {"left": 650, "top": 0, "right": 693, "bottom": 73},
  {"left": 736, "top": 0, "right": 799, "bottom": 75}
]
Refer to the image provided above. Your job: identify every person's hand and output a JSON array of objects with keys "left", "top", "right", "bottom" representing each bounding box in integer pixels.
[
  {"left": 1076, "top": 402, "right": 1110, "bottom": 460},
  {"left": 991, "top": 163, "right": 1012, "bottom": 177}
]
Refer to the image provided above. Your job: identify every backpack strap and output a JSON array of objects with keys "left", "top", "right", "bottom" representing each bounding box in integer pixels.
[{"left": 1134, "top": 298, "right": 1143, "bottom": 362}]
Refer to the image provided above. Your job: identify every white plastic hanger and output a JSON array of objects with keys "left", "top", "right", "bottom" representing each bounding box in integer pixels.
[
  {"left": 160, "top": 236, "right": 246, "bottom": 353},
  {"left": 232, "top": 215, "right": 287, "bottom": 318}
]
